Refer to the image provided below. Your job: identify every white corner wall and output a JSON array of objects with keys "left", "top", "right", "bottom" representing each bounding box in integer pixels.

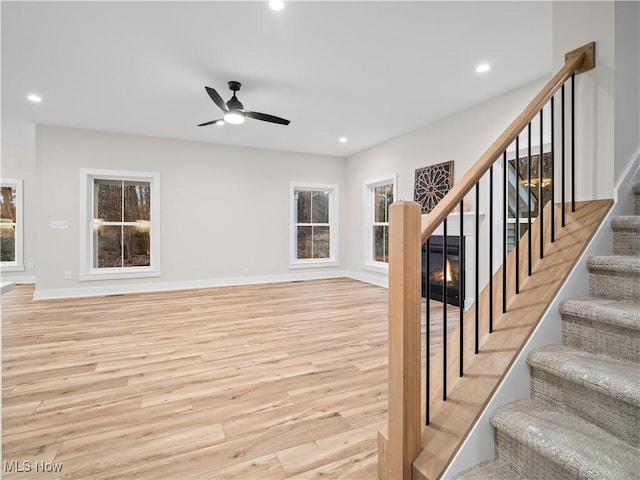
[
  {"left": 614, "top": 0, "right": 640, "bottom": 182},
  {"left": 33, "top": 126, "right": 347, "bottom": 298},
  {"left": 552, "top": 1, "right": 617, "bottom": 201}
]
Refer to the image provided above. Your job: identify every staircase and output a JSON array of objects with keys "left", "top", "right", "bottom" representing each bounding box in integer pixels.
[{"left": 453, "top": 186, "right": 640, "bottom": 479}]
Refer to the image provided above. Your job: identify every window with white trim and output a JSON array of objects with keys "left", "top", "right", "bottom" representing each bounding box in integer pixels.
[
  {"left": 0, "top": 179, "right": 24, "bottom": 272},
  {"left": 290, "top": 183, "right": 338, "bottom": 268},
  {"left": 364, "top": 178, "right": 394, "bottom": 270},
  {"left": 80, "top": 170, "right": 160, "bottom": 281}
]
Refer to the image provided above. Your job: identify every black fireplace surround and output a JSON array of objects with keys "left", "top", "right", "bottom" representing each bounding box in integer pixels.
[{"left": 421, "top": 235, "right": 464, "bottom": 307}]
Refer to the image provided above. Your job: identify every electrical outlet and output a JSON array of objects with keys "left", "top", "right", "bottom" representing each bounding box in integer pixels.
[
  {"left": 64, "top": 271, "right": 72, "bottom": 280},
  {"left": 243, "top": 267, "right": 249, "bottom": 275},
  {"left": 51, "top": 220, "right": 69, "bottom": 230},
  {"left": 27, "top": 261, "right": 35, "bottom": 269}
]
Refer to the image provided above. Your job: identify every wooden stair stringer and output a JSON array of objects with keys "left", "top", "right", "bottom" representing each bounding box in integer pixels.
[{"left": 410, "top": 199, "right": 613, "bottom": 480}]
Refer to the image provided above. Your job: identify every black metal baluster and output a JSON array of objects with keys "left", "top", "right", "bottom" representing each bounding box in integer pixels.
[
  {"left": 527, "top": 122, "right": 532, "bottom": 276},
  {"left": 425, "top": 238, "right": 430, "bottom": 425},
  {"left": 489, "top": 166, "right": 494, "bottom": 333},
  {"left": 459, "top": 200, "right": 464, "bottom": 377},
  {"left": 475, "top": 183, "right": 479, "bottom": 354},
  {"left": 539, "top": 108, "right": 544, "bottom": 259},
  {"left": 515, "top": 136, "right": 520, "bottom": 294},
  {"left": 561, "top": 84, "right": 566, "bottom": 227},
  {"left": 502, "top": 151, "right": 507, "bottom": 313},
  {"left": 443, "top": 221, "right": 448, "bottom": 401},
  {"left": 551, "top": 97, "right": 555, "bottom": 242},
  {"left": 571, "top": 73, "right": 576, "bottom": 213}
]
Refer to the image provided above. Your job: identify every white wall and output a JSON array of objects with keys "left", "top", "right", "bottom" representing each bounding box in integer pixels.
[
  {"left": 345, "top": 78, "right": 547, "bottom": 288},
  {"left": 0, "top": 146, "right": 37, "bottom": 283},
  {"left": 553, "top": 1, "right": 616, "bottom": 201},
  {"left": 33, "top": 126, "right": 347, "bottom": 298},
  {"left": 615, "top": 0, "right": 640, "bottom": 181}
]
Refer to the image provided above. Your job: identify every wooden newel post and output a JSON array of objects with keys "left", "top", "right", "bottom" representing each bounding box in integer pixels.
[{"left": 386, "top": 201, "right": 422, "bottom": 480}]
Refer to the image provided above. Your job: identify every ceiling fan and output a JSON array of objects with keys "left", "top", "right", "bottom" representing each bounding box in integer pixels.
[{"left": 198, "top": 81, "right": 290, "bottom": 127}]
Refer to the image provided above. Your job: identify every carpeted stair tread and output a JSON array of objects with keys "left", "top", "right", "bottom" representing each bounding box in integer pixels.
[
  {"left": 587, "top": 255, "right": 640, "bottom": 274},
  {"left": 452, "top": 460, "right": 524, "bottom": 480},
  {"left": 611, "top": 215, "right": 640, "bottom": 230},
  {"left": 611, "top": 216, "right": 640, "bottom": 255},
  {"left": 527, "top": 344, "right": 640, "bottom": 407},
  {"left": 560, "top": 297, "right": 640, "bottom": 330},
  {"left": 490, "top": 399, "right": 640, "bottom": 479},
  {"left": 588, "top": 256, "right": 640, "bottom": 301}
]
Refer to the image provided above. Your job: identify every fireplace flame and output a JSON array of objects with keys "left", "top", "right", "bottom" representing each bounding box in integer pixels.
[
  {"left": 431, "top": 259, "right": 455, "bottom": 285},
  {"left": 445, "top": 259, "right": 453, "bottom": 283}
]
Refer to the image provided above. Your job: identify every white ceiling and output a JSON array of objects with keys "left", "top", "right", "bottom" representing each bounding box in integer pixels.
[{"left": 1, "top": 1, "right": 552, "bottom": 157}]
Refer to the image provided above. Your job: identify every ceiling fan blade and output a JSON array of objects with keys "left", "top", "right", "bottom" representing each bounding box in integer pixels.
[
  {"left": 245, "top": 111, "right": 290, "bottom": 125},
  {"left": 205, "top": 86, "right": 229, "bottom": 112},
  {"left": 197, "top": 119, "right": 223, "bottom": 126}
]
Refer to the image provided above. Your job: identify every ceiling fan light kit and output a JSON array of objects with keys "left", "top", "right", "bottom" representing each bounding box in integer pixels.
[
  {"left": 198, "top": 81, "right": 290, "bottom": 128},
  {"left": 224, "top": 111, "right": 245, "bottom": 124}
]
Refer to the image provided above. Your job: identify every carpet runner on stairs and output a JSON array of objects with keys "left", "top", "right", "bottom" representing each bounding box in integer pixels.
[{"left": 452, "top": 184, "right": 640, "bottom": 480}]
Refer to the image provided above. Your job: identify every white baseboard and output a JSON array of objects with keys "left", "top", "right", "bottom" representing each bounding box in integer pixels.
[
  {"left": 0, "top": 275, "right": 36, "bottom": 285},
  {"left": 345, "top": 270, "right": 389, "bottom": 288},
  {"left": 32, "top": 271, "right": 351, "bottom": 300}
]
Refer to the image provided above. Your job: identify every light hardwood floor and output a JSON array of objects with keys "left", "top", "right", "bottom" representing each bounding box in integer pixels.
[
  {"left": 2, "top": 279, "right": 385, "bottom": 479},
  {"left": 1, "top": 279, "right": 452, "bottom": 479}
]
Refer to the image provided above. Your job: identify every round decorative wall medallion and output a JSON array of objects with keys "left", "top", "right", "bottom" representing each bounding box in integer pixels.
[{"left": 414, "top": 161, "right": 454, "bottom": 214}]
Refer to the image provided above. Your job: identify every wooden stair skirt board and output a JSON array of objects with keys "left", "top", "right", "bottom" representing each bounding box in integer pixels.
[{"left": 378, "top": 199, "right": 612, "bottom": 480}]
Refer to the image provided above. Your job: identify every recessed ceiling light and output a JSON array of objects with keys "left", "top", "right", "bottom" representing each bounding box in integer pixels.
[
  {"left": 27, "top": 94, "right": 42, "bottom": 103},
  {"left": 269, "top": 0, "right": 284, "bottom": 11},
  {"left": 339, "top": 136, "right": 348, "bottom": 143},
  {"left": 476, "top": 63, "right": 491, "bottom": 74}
]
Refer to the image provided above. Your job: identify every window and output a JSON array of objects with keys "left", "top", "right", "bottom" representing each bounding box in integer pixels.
[
  {"left": 364, "top": 177, "right": 395, "bottom": 270},
  {"left": 290, "top": 183, "right": 338, "bottom": 268},
  {"left": 0, "top": 179, "right": 24, "bottom": 272},
  {"left": 80, "top": 170, "right": 160, "bottom": 281},
  {"left": 506, "top": 152, "right": 552, "bottom": 252}
]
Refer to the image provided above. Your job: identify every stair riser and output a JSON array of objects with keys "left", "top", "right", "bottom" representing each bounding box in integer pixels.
[
  {"left": 613, "top": 229, "right": 640, "bottom": 255},
  {"left": 530, "top": 369, "right": 639, "bottom": 448},
  {"left": 495, "top": 430, "right": 586, "bottom": 480},
  {"left": 589, "top": 271, "right": 640, "bottom": 302},
  {"left": 562, "top": 314, "right": 640, "bottom": 362}
]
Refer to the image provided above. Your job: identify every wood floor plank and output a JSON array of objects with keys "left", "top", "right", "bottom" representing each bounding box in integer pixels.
[{"left": 1, "top": 278, "right": 449, "bottom": 479}]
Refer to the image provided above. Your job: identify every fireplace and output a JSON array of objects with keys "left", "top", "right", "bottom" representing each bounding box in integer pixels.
[{"left": 422, "top": 236, "right": 464, "bottom": 307}]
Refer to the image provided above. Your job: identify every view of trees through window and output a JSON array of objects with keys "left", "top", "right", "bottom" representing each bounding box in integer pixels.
[
  {"left": 94, "top": 179, "right": 151, "bottom": 268},
  {"left": 373, "top": 183, "right": 393, "bottom": 263},
  {"left": 295, "top": 189, "right": 330, "bottom": 259},
  {"left": 0, "top": 185, "right": 17, "bottom": 262}
]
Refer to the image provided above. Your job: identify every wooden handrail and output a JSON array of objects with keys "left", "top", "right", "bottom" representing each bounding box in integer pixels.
[
  {"left": 381, "top": 42, "right": 596, "bottom": 480},
  {"left": 421, "top": 42, "right": 595, "bottom": 243}
]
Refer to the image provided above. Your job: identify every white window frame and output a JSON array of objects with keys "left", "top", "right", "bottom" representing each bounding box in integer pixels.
[
  {"left": 363, "top": 175, "right": 396, "bottom": 273},
  {"left": 79, "top": 169, "right": 161, "bottom": 281},
  {"left": 0, "top": 178, "right": 24, "bottom": 272},
  {"left": 289, "top": 182, "right": 339, "bottom": 269}
]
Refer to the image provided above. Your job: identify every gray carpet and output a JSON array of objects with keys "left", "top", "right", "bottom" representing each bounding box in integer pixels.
[{"left": 453, "top": 184, "right": 640, "bottom": 480}]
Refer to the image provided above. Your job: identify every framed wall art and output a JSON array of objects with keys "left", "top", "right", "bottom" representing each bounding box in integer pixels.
[{"left": 414, "top": 160, "right": 454, "bottom": 214}]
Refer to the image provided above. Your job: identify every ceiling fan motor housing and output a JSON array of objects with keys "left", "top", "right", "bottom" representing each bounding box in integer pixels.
[{"left": 226, "top": 81, "right": 244, "bottom": 110}]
